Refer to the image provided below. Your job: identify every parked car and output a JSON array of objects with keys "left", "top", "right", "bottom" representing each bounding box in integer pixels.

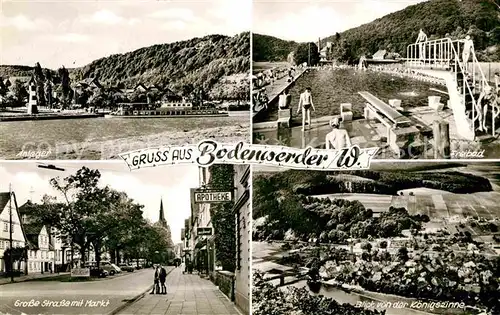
[
  {"left": 89, "top": 267, "right": 107, "bottom": 278},
  {"left": 85, "top": 261, "right": 121, "bottom": 276},
  {"left": 119, "top": 264, "right": 135, "bottom": 272},
  {"left": 101, "top": 262, "right": 122, "bottom": 275}
]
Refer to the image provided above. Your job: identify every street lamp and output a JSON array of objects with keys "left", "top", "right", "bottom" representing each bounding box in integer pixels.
[{"left": 8, "top": 184, "right": 13, "bottom": 283}]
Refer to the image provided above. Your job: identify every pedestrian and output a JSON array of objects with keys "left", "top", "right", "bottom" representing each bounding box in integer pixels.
[
  {"left": 325, "top": 116, "right": 351, "bottom": 149},
  {"left": 150, "top": 266, "right": 160, "bottom": 294},
  {"left": 297, "top": 87, "right": 315, "bottom": 131},
  {"left": 159, "top": 265, "right": 167, "bottom": 295}
]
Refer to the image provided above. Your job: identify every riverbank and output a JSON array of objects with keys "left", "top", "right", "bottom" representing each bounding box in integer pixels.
[
  {"left": 0, "top": 112, "right": 104, "bottom": 121},
  {"left": 0, "top": 120, "right": 250, "bottom": 160}
]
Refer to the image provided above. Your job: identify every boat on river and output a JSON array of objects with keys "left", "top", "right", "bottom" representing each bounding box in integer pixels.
[{"left": 104, "top": 102, "right": 229, "bottom": 118}]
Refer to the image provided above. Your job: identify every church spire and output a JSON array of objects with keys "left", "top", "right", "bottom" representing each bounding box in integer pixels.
[{"left": 159, "top": 198, "right": 166, "bottom": 223}]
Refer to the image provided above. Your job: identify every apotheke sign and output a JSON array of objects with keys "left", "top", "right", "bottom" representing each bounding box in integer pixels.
[{"left": 194, "top": 190, "right": 232, "bottom": 204}]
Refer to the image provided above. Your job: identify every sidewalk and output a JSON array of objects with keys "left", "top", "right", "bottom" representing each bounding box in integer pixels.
[
  {"left": 117, "top": 267, "right": 240, "bottom": 315},
  {"left": 0, "top": 272, "right": 70, "bottom": 285}
]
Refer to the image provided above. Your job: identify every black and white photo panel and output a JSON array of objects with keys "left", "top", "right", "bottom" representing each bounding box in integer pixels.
[
  {"left": 0, "top": 161, "right": 250, "bottom": 315},
  {"left": 252, "top": 0, "right": 500, "bottom": 160},
  {"left": 0, "top": 0, "right": 251, "bottom": 160}
]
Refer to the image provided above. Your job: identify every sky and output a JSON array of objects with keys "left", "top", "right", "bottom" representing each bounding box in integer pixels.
[
  {"left": 253, "top": 0, "right": 428, "bottom": 42},
  {"left": 0, "top": 0, "right": 251, "bottom": 68},
  {"left": 0, "top": 161, "right": 201, "bottom": 244}
]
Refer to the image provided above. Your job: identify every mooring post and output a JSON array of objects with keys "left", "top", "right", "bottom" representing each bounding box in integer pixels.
[
  {"left": 433, "top": 120, "right": 450, "bottom": 159},
  {"left": 433, "top": 120, "right": 442, "bottom": 159},
  {"left": 440, "top": 121, "right": 450, "bottom": 159}
]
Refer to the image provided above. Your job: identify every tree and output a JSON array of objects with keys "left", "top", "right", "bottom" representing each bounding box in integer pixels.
[
  {"left": 58, "top": 66, "right": 71, "bottom": 107},
  {"left": 76, "top": 89, "right": 92, "bottom": 106},
  {"left": 146, "top": 90, "right": 162, "bottom": 104},
  {"left": 33, "top": 62, "right": 46, "bottom": 107},
  {"left": 12, "top": 81, "right": 28, "bottom": 107},
  {"left": 293, "top": 43, "right": 320, "bottom": 66},
  {"left": 129, "top": 90, "right": 147, "bottom": 103},
  {"left": 361, "top": 242, "right": 372, "bottom": 252},
  {"left": 0, "top": 77, "right": 7, "bottom": 97},
  {"left": 397, "top": 247, "right": 409, "bottom": 262},
  {"left": 330, "top": 40, "right": 353, "bottom": 63},
  {"left": 181, "top": 83, "right": 194, "bottom": 99},
  {"left": 209, "top": 164, "right": 236, "bottom": 271},
  {"left": 379, "top": 240, "right": 388, "bottom": 250},
  {"left": 44, "top": 80, "right": 53, "bottom": 108},
  {"left": 2, "top": 247, "right": 27, "bottom": 274}
]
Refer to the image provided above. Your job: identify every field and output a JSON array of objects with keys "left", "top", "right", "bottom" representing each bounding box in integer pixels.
[{"left": 315, "top": 191, "right": 500, "bottom": 220}]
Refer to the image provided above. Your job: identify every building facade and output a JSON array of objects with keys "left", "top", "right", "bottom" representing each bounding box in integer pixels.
[
  {"left": 25, "top": 224, "right": 54, "bottom": 273},
  {"left": 233, "top": 165, "right": 251, "bottom": 315},
  {"left": 190, "top": 167, "right": 215, "bottom": 275},
  {"left": 0, "top": 192, "right": 27, "bottom": 274}
]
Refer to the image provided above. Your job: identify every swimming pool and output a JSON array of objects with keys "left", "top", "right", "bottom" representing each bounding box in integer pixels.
[{"left": 255, "top": 68, "right": 447, "bottom": 122}]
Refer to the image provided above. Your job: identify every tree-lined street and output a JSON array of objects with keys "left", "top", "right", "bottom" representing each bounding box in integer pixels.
[{"left": 0, "top": 267, "right": 169, "bottom": 315}]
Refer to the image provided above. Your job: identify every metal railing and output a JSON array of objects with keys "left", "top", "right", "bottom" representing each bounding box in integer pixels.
[{"left": 406, "top": 38, "right": 495, "bottom": 137}]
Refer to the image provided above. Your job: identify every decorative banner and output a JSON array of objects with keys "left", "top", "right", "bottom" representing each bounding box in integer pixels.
[
  {"left": 119, "top": 140, "right": 379, "bottom": 171},
  {"left": 194, "top": 189, "right": 233, "bottom": 204}
]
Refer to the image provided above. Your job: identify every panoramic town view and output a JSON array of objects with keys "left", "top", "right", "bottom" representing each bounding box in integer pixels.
[
  {"left": 0, "top": 162, "right": 250, "bottom": 315},
  {"left": 252, "top": 0, "right": 500, "bottom": 159},
  {"left": 0, "top": 0, "right": 250, "bottom": 160},
  {"left": 252, "top": 162, "right": 500, "bottom": 315}
]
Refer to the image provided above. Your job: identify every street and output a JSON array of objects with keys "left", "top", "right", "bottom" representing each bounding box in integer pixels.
[
  {"left": 0, "top": 268, "right": 161, "bottom": 315},
  {"left": 118, "top": 266, "right": 241, "bottom": 315}
]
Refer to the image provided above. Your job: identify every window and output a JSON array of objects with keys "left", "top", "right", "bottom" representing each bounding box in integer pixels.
[
  {"left": 3, "top": 223, "right": 7, "bottom": 232},
  {"left": 0, "top": 241, "right": 3, "bottom": 249}
]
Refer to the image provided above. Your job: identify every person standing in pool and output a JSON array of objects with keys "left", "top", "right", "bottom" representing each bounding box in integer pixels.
[
  {"left": 297, "top": 87, "right": 315, "bottom": 131},
  {"left": 325, "top": 117, "right": 351, "bottom": 149}
]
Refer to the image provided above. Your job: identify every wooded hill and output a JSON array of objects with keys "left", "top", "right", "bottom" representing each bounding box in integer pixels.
[
  {"left": 252, "top": 33, "right": 299, "bottom": 62},
  {"left": 321, "top": 0, "right": 500, "bottom": 61},
  {"left": 252, "top": 0, "right": 500, "bottom": 62},
  {"left": 0, "top": 32, "right": 250, "bottom": 99}
]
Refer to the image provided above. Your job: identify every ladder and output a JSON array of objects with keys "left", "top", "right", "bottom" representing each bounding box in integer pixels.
[{"left": 405, "top": 37, "right": 497, "bottom": 139}]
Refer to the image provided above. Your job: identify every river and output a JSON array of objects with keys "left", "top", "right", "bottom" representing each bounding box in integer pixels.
[
  {"left": 0, "top": 113, "right": 249, "bottom": 159},
  {"left": 255, "top": 68, "right": 445, "bottom": 122}
]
